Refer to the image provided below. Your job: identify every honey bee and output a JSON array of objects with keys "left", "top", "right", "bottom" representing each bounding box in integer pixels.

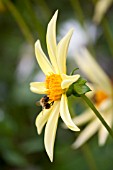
[{"left": 36, "top": 95, "right": 54, "bottom": 109}]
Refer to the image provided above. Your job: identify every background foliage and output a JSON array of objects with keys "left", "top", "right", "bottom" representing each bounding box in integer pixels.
[{"left": 0, "top": 0, "right": 113, "bottom": 169}]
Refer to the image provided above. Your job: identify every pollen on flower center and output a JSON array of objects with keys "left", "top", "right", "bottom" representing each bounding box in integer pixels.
[
  {"left": 45, "top": 74, "right": 64, "bottom": 101},
  {"left": 94, "top": 90, "right": 108, "bottom": 107}
]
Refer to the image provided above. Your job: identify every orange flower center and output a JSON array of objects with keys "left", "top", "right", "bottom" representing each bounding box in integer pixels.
[
  {"left": 45, "top": 74, "right": 64, "bottom": 101},
  {"left": 94, "top": 90, "right": 108, "bottom": 107}
]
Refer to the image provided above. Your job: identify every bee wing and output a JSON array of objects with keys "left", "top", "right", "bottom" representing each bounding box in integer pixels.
[{"left": 36, "top": 101, "right": 41, "bottom": 107}]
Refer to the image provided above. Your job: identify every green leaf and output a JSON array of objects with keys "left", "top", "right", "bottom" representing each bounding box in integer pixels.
[
  {"left": 73, "top": 77, "right": 91, "bottom": 96},
  {"left": 66, "top": 84, "right": 73, "bottom": 97}
]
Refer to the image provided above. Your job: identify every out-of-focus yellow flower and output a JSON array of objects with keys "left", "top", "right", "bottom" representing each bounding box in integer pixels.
[
  {"left": 30, "top": 10, "right": 80, "bottom": 162},
  {"left": 93, "top": 0, "right": 113, "bottom": 24},
  {"left": 72, "top": 48, "right": 113, "bottom": 149}
]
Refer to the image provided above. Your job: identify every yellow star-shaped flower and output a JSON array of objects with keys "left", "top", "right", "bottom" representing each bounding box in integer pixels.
[{"left": 30, "top": 10, "right": 80, "bottom": 162}]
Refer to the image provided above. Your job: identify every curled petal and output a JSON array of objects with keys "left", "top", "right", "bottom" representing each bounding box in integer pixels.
[
  {"left": 30, "top": 82, "right": 47, "bottom": 94},
  {"left": 46, "top": 10, "right": 59, "bottom": 73},
  {"left": 35, "top": 40, "right": 54, "bottom": 75},
  {"left": 60, "top": 94, "right": 80, "bottom": 131},
  {"left": 57, "top": 29, "right": 74, "bottom": 74},
  {"left": 61, "top": 74, "right": 80, "bottom": 89},
  {"left": 44, "top": 101, "right": 60, "bottom": 162},
  {"left": 72, "top": 119, "right": 100, "bottom": 149},
  {"left": 35, "top": 108, "right": 52, "bottom": 134}
]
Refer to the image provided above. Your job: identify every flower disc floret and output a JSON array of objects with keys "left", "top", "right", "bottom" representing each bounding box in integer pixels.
[{"left": 46, "top": 74, "right": 64, "bottom": 101}]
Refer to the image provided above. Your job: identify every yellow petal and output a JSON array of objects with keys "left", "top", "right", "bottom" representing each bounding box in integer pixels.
[
  {"left": 98, "top": 109, "right": 113, "bottom": 146},
  {"left": 30, "top": 82, "right": 47, "bottom": 94},
  {"left": 57, "top": 29, "right": 74, "bottom": 74},
  {"left": 46, "top": 10, "right": 59, "bottom": 74},
  {"left": 44, "top": 101, "right": 60, "bottom": 162},
  {"left": 72, "top": 119, "right": 100, "bottom": 149},
  {"left": 73, "top": 109, "right": 95, "bottom": 126},
  {"left": 35, "top": 40, "right": 54, "bottom": 75},
  {"left": 35, "top": 108, "right": 52, "bottom": 134},
  {"left": 75, "top": 48, "right": 112, "bottom": 94},
  {"left": 61, "top": 74, "right": 80, "bottom": 89},
  {"left": 60, "top": 94, "right": 80, "bottom": 131}
]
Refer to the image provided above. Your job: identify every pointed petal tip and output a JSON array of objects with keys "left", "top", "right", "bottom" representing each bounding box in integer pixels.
[
  {"left": 45, "top": 146, "right": 54, "bottom": 162},
  {"left": 98, "top": 134, "right": 108, "bottom": 146},
  {"left": 36, "top": 127, "right": 41, "bottom": 135},
  {"left": 53, "top": 10, "right": 58, "bottom": 19},
  {"left": 66, "top": 123, "right": 80, "bottom": 132},
  {"left": 35, "top": 113, "right": 44, "bottom": 135},
  {"left": 35, "top": 119, "right": 41, "bottom": 135},
  {"left": 54, "top": 9, "right": 58, "bottom": 16},
  {"left": 48, "top": 10, "right": 58, "bottom": 26},
  {"left": 71, "top": 142, "right": 80, "bottom": 150},
  {"left": 49, "top": 154, "right": 53, "bottom": 162},
  {"left": 35, "top": 115, "right": 41, "bottom": 135},
  {"left": 35, "top": 40, "right": 41, "bottom": 53},
  {"left": 35, "top": 39, "right": 40, "bottom": 48},
  {"left": 98, "top": 141, "right": 105, "bottom": 147},
  {"left": 66, "top": 28, "right": 74, "bottom": 40},
  {"left": 69, "top": 28, "right": 74, "bottom": 34},
  {"left": 62, "top": 120, "right": 80, "bottom": 131},
  {"left": 69, "top": 126, "right": 80, "bottom": 132},
  {"left": 76, "top": 127, "right": 80, "bottom": 131}
]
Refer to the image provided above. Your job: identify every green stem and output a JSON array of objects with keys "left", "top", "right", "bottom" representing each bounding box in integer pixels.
[{"left": 81, "top": 94, "right": 113, "bottom": 138}]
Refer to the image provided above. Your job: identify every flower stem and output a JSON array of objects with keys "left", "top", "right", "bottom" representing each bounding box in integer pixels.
[{"left": 81, "top": 94, "right": 113, "bottom": 138}]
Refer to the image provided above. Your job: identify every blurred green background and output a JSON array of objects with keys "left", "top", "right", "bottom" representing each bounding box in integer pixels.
[{"left": 0, "top": 0, "right": 113, "bottom": 169}]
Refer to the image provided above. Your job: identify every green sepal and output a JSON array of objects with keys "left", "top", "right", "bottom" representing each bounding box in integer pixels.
[
  {"left": 75, "top": 77, "right": 87, "bottom": 84},
  {"left": 73, "top": 77, "right": 91, "bottom": 96},
  {"left": 74, "top": 83, "right": 91, "bottom": 95},
  {"left": 66, "top": 84, "right": 73, "bottom": 97},
  {"left": 66, "top": 77, "right": 91, "bottom": 97}
]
